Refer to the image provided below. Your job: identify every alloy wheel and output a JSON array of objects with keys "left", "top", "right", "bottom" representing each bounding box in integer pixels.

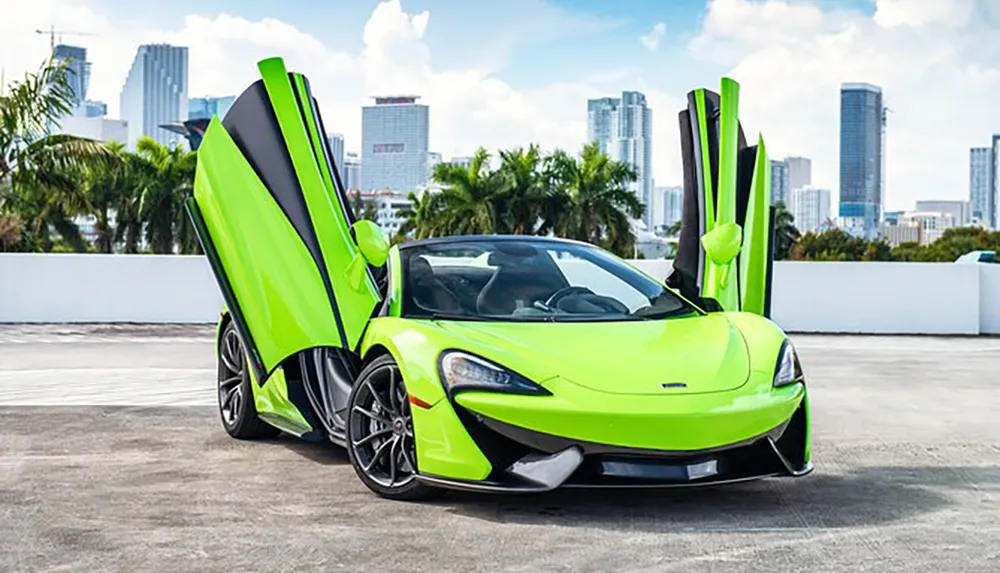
[
  {"left": 218, "top": 327, "right": 245, "bottom": 427},
  {"left": 348, "top": 364, "right": 417, "bottom": 488}
]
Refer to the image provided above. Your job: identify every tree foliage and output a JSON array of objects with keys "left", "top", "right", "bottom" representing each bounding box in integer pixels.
[{"left": 397, "top": 142, "right": 643, "bottom": 257}]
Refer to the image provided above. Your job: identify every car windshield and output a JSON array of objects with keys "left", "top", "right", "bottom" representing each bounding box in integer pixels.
[{"left": 401, "top": 239, "right": 697, "bottom": 322}]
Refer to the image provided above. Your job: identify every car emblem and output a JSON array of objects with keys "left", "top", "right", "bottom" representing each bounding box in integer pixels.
[{"left": 661, "top": 383, "right": 687, "bottom": 389}]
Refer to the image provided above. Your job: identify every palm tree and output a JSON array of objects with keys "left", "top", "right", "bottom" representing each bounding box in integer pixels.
[
  {"left": 545, "top": 142, "right": 643, "bottom": 257},
  {"left": 85, "top": 141, "right": 133, "bottom": 253},
  {"left": 429, "top": 147, "right": 504, "bottom": 235},
  {"left": 133, "top": 137, "right": 197, "bottom": 254},
  {"left": 395, "top": 191, "right": 445, "bottom": 241},
  {"left": 773, "top": 201, "right": 801, "bottom": 260},
  {"left": 112, "top": 152, "right": 151, "bottom": 253},
  {"left": 1, "top": 58, "right": 115, "bottom": 251},
  {"left": 496, "top": 144, "right": 546, "bottom": 234}
]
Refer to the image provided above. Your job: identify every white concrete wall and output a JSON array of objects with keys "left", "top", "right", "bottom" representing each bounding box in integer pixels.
[
  {"left": 979, "top": 264, "right": 1000, "bottom": 335},
  {"left": 772, "top": 262, "right": 980, "bottom": 335},
  {"left": 0, "top": 253, "right": 997, "bottom": 334},
  {"left": 630, "top": 259, "right": 993, "bottom": 335},
  {"left": 0, "top": 254, "right": 222, "bottom": 323}
]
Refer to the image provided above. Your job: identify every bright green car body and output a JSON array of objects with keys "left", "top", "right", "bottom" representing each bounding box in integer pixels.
[{"left": 192, "top": 57, "right": 811, "bottom": 496}]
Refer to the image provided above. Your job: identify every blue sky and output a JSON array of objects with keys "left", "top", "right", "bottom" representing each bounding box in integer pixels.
[{"left": 3, "top": 0, "right": 999, "bottom": 211}]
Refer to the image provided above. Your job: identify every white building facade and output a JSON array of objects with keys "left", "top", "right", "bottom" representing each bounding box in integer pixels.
[
  {"left": 785, "top": 156, "right": 812, "bottom": 196},
  {"left": 791, "top": 186, "right": 831, "bottom": 233},
  {"left": 915, "top": 200, "right": 971, "bottom": 227},
  {"left": 57, "top": 116, "right": 128, "bottom": 144},
  {"left": 119, "top": 44, "right": 189, "bottom": 149},
  {"left": 360, "top": 96, "right": 429, "bottom": 193}
]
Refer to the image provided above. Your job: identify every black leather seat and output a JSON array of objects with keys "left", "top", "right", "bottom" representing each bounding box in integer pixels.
[
  {"left": 476, "top": 252, "right": 559, "bottom": 315},
  {"left": 408, "top": 256, "right": 463, "bottom": 313}
]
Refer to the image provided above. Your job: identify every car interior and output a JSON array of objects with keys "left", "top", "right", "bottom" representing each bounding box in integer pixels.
[{"left": 401, "top": 242, "right": 668, "bottom": 319}]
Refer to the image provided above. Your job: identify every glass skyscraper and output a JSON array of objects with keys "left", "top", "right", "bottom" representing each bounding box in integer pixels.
[
  {"left": 969, "top": 146, "right": 993, "bottom": 228},
  {"left": 188, "top": 96, "right": 235, "bottom": 121},
  {"left": 361, "top": 96, "right": 429, "bottom": 193},
  {"left": 52, "top": 45, "right": 89, "bottom": 110},
  {"left": 119, "top": 44, "right": 189, "bottom": 149},
  {"left": 587, "top": 92, "right": 653, "bottom": 227},
  {"left": 839, "top": 83, "right": 885, "bottom": 239}
]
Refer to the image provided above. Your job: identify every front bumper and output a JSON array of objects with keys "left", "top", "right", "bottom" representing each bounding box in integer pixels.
[{"left": 416, "top": 386, "right": 811, "bottom": 493}]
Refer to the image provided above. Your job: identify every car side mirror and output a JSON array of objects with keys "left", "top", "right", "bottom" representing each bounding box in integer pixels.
[
  {"left": 347, "top": 220, "right": 389, "bottom": 291},
  {"left": 353, "top": 220, "right": 389, "bottom": 267},
  {"left": 701, "top": 222, "right": 742, "bottom": 265}
]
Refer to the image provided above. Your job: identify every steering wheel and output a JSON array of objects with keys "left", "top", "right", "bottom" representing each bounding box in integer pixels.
[{"left": 543, "top": 286, "right": 595, "bottom": 309}]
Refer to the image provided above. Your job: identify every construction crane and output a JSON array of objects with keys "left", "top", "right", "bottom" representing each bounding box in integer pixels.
[{"left": 35, "top": 25, "right": 96, "bottom": 50}]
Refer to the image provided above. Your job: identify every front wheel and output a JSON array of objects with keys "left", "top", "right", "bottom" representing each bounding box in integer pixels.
[
  {"left": 217, "top": 321, "right": 279, "bottom": 440},
  {"left": 346, "top": 355, "right": 437, "bottom": 501}
]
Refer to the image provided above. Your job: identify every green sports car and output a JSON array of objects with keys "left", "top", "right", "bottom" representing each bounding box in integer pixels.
[{"left": 188, "top": 57, "right": 811, "bottom": 500}]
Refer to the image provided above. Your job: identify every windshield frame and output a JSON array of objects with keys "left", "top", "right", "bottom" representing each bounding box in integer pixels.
[{"left": 397, "top": 236, "right": 705, "bottom": 323}]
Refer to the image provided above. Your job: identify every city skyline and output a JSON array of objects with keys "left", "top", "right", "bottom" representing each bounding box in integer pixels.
[
  {"left": 5, "top": 0, "right": 999, "bottom": 212},
  {"left": 44, "top": 38, "right": 995, "bottom": 235}
]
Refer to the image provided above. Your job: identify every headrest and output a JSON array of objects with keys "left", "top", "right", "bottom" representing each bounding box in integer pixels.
[
  {"left": 487, "top": 242, "right": 540, "bottom": 267},
  {"left": 409, "top": 256, "right": 434, "bottom": 278}
]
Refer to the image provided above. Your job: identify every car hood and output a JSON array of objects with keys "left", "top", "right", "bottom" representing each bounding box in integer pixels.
[{"left": 435, "top": 313, "right": 750, "bottom": 395}]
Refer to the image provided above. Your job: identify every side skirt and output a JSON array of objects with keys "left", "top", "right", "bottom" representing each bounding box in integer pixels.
[{"left": 257, "top": 412, "right": 323, "bottom": 442}]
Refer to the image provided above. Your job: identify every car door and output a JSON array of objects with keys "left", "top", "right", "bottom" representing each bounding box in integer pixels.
[
  {"left": 187, "top": 57, "right": 381, "bottom": 384},
  {"left": 670, "top": 78, "right": 775, "bottom": 317}
]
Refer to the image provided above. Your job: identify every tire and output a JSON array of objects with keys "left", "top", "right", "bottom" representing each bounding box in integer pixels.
[
  {"left": 346, "top": 355, "right": 439, "bottom": 501},
  {"left": 217, "top": 320, "right": 280, "bottom": 440}
]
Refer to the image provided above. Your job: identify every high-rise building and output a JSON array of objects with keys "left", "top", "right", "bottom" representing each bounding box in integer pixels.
[
  {"left": 119, "top": 44, "right": 189, "bottom": 149},
  {"left": 344, "top": 152, "right": 361, "bottom": 192},
  {"left": 785, "top": 156, "right": 812, "bottom": 194},
  {"left": 970, "top": 146, "right": 993, "bottom": 228},
  {"left": 791, "top": 186, "right": 831, "bottom": 233},
  {"left": 652, "top": 185, "right": 683, "bottom": 233},
  {"left": 326, "top": 133, "right": 345, "bottom": 177},
  {"left": 587, "top": 92, "right": 653, "bottom": 227},
  {"left": 361, "top": 96, "right": 429, "bottom": 193},
  {"left": 839, "top": 82, "right": 885, "bottom": 239},
  {"left": 770, "top": 160, "right": 789, "bottom": 206},
  {"left": 52, "top": 44, "right": 89, "bottom": 110},
  {"left": 916, "top": 200, "right": 971, "bottom": 227},
  {"left": 188, "top": 96, "right": 235, "bottom": 121}
]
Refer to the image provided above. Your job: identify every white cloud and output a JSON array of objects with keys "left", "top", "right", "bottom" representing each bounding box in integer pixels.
[
  {"left": 688, "top": 0, "right": 1000, "bottom": 210},
  {"left": 873, "top": 0, "right": 976, "bottom": 28},
  {"left": 639, "top": 22, "right": 666, "bottom": 52}
]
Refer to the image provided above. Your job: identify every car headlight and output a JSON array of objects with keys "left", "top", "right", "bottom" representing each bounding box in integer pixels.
[
  {"left": 439, "top": 351, "right": 550, "bottom": 396},
  {"left": 773, "top": 340, "right": 804, "bottom": 388}
]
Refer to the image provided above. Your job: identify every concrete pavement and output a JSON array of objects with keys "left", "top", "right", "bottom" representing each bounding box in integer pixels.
[{"left": 0, "top": 325, "right": 998, "bottom": 572}]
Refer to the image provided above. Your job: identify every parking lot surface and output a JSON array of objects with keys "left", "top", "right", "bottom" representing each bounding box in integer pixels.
[{"left": 1, "top": 325, "right": 998, "bottom": 572}]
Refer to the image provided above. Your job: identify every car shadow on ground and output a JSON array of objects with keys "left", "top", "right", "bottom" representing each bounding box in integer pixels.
[
  {"left": 253, "top": 434, "right": 352, "bottom": 466},
  {"left": 431, "top": 465, "right": 1000, "bottom": 533}
]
